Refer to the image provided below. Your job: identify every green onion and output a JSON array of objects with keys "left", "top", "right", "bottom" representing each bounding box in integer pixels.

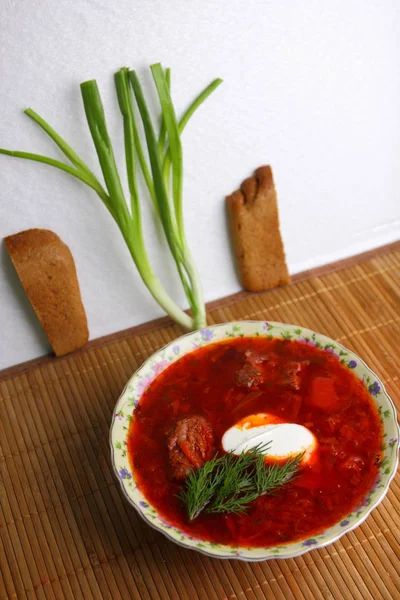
[{"left": 0, "top": 64, "right": 222, "bottom": 331}]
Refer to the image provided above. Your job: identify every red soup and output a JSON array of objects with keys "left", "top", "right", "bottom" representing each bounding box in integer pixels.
[{"left": 128, "top": 337, "right": 382, "bottom": 547}]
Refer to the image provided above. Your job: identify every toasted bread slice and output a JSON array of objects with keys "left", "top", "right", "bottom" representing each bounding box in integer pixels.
[
  {"left": 226, "top": 165, "right": 290, "bottom": 292},
  {"left": 4, "top": 229, "right": 89, "bottom": 356}
]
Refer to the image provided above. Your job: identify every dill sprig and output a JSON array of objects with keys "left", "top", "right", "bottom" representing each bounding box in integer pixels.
[
  {"left": 254, "top": 452, "right": 304, "bottom": 495},
  {"left": 178, "top": 444, "right": 303, "bottom": 521},
  {"left": 178, "top": 454, "right": 225, "bottom": 520}
]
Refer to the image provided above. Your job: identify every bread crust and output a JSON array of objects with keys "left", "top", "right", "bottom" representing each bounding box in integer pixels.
[
  {"left": 4, "top": 229, "right": 89, "bottom": 356},
  {"left": 226, "top": 166, "right": 290, "bottom": 292}
]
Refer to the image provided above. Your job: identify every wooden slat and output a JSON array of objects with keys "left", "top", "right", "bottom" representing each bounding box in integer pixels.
[{"left": 0, "top": 243, "right": 399, "bottom": 599}]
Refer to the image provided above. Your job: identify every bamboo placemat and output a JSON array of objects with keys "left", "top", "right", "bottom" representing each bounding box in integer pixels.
[{"left": 1, "top": 242, "right": 399, "bottom": 600}]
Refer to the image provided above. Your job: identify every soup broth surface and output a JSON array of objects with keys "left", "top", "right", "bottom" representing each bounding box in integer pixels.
[{"left": 129, "top": 337, "right": 382, "bottom": 547}]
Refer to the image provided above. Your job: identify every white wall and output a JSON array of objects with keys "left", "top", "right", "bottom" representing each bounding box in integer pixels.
[{"left": 1, "top": 0, "right": 399, "bottom": 370}]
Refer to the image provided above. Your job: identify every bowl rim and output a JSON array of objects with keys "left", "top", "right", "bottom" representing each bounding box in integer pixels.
[{"left": 109, "top": 320, "right": 400, "bottom": 561}]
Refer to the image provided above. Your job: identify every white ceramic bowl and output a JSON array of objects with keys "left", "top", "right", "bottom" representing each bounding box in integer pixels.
[{"left": 110, "top": 321, "right": 399, "bottom": 560}]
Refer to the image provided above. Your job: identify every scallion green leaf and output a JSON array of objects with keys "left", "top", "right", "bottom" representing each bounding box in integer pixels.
[{"left": 0, "top": 63, "right": 222, "bottom": 333}]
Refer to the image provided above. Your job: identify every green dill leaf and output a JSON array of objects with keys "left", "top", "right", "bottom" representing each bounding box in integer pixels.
[
  {"left": 179, "top": 443, "right": 302, "bottom": 521},
  {"left": 254, "top": 452, "right": 304, "bottom": 495},
  {"left": 177, "top": 454, "right": 225, "bottom": 520}
]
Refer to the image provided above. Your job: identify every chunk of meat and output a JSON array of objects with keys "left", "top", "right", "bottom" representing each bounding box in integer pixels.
[
  {"left": 236, "top": 350, "right": 277, "bottom": 388},
  {"left": 236, "top": 363, "right": 264, "bottom": 388},
  {"left": 279, "top": 361, "right": 308, "bottom": 390},
  {"left": 237, "top": 352, "right": 308, "bottom": 391},
  {"left": 167, "top": 416, "right": 214, "bottom": 480}
]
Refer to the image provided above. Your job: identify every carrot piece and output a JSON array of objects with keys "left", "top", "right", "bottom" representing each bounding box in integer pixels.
[{"left": 309, "top": 377, "right": 338, "bottom": 411}]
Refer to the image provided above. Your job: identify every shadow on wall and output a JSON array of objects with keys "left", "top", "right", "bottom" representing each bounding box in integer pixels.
[{"left": 1, "top": 242, "right": 51, "bottom": 353}]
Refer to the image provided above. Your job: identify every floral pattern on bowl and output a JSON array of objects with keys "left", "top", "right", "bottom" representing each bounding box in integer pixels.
[{"left": 110, "top": 321, "right": 399, "bottom": 561}]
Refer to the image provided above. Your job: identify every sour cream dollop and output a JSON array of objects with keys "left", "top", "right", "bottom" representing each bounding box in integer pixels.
[{"left": 222, "top": 413, "right": 317, "bottom": 465}]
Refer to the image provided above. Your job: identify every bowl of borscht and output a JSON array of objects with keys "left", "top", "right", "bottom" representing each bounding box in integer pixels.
[{"left": 110, "top": 321, "right": 399, "bottom": 560}]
